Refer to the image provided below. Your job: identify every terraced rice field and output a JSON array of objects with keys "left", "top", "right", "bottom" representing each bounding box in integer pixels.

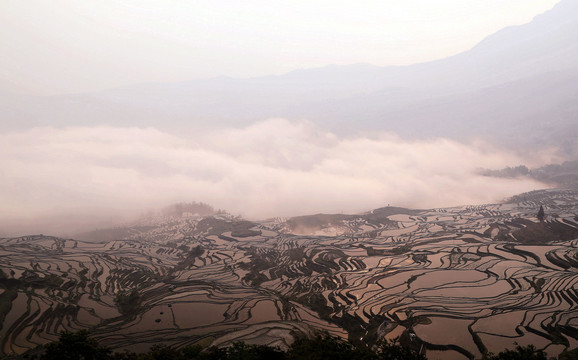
[{"left": 0, "top": 189, "right": 577, "bottom": 359}]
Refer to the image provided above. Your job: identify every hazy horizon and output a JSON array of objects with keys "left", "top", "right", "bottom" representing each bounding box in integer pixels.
[
  {"left": 0, "top": 0, "right": 560, "bottom": 94},
  {"left": 1, "top": 0, "right": 576, "bottom": 237}
]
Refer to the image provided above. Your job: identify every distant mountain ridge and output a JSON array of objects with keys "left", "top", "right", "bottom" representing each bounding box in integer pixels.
[{"left": 1, "top": 0, "right": 577, "bottom": 154}]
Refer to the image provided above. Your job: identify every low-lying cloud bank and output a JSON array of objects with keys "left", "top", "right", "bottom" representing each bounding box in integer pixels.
[{"left": 0, "top": 119, "right": 556, "bottom": 236}]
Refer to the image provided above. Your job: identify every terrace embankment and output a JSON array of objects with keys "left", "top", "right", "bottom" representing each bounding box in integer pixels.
[{"left": 0, "top": 189, "right": 577, "bottom": 359}]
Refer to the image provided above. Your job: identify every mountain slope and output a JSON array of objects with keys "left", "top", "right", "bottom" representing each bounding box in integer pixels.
[
  {"left": 1, "top": 0, "right": 576, "bottom": 155},
  {"left": 1, "top": 189, "right": 578, "bottom": 358}
]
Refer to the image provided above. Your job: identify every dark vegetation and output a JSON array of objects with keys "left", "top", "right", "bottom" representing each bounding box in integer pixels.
[
  {"left": 7, "top": 332, "right": 423, "bottom": 360},
  {"left": 286, "top": 207, "right": 417, "bottom": 234},
  {"left": 238, "top": 249, "right": 277, "bottom": 287},
  {"left": 510, "top": 220, "right": 578, "bottom": 244},
  {"left": 483, "top": 345, "right": 548, "bottom": 360},
  {"left": 173, "top": 245, "right": 205, "bottom": 272},
  {"left": 196, "top": 218, "right": 259, "bottom": 238},
  {"left": 482, "top": 203, "right": 578, "bottom": 244},
  {"left": 162, "top": 202, "right": 216, "bottom": 218},
  {"left": 0, "top": 289, "right": 18, "bottom": 329},
  {"left": 7, "top": 331, "right": 573, "bottom": 360},
  {"left": 559, "top": 347, "right": 578, "bottom": 360},
  {"left": 115, "top": 289, "right": 142, "bottom": 315},
  {"left": 482, "top": 161, "right": 578, "bottom": 189},
  {"left": 287, "top": 214, "right": 357, "bottom": 233},
  {"left": 538, "top": 205, "right": 545, "bottom": 222}
]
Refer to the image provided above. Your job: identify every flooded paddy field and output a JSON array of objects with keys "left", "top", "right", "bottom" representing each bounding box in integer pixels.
[{"left": 0, "top": 189, "right": 577, "bottom": 359}]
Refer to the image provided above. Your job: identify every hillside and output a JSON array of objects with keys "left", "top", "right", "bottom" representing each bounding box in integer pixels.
[{"left": 1, "top": 189, "right": 577, "bottom": 359}]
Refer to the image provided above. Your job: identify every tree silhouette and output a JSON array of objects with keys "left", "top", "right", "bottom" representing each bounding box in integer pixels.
[
  {"left": 41, "top": 331, "right": 111, "bottom": 360},
  {"left": 33, "top": 331, "right": 565, "bottom": 360},
  {"left": 485, "top": 344, "right": 547, "bottom": 360},
  {"left": 537, "top": 205, "right": 545, "bottom": 222}
]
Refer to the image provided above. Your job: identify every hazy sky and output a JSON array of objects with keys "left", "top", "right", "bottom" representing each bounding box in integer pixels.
[
  {"left": 0, "top": 0, "right": 560, "bottom": 94},
  {"left": 0, "top": 1, "right": 566, "bottom": 236}
]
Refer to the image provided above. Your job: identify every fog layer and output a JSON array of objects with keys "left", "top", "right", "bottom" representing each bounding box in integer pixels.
[{"left": 0, "top": 119, "right": 554, "bottom": 236}]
